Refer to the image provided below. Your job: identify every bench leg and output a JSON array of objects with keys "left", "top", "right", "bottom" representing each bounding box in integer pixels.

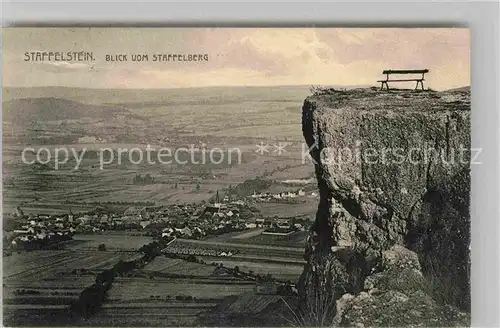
[
  {"left": 415, "top": 80, "right": 425, "bottom": 91},
  {"left": 381, "top": 81, "right": 389, "bottom": 91}
]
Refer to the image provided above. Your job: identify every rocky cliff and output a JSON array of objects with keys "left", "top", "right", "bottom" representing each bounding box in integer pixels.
[{"left": 298, "top": 87, "right": 471, "bottom": 326}]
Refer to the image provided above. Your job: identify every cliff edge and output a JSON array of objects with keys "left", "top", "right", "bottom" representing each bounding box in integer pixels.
[{"left": 299, "top": 87, "right": 471, "bottom": 326}]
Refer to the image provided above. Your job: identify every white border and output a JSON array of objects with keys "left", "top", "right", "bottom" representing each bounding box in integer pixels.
[{"left": 1, "top": 1, "right": 499, "bottom": 327}]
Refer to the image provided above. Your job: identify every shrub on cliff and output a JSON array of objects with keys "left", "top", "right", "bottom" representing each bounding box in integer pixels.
[{"left": 309, "top": 85, "right": 336, "bottom": 96}]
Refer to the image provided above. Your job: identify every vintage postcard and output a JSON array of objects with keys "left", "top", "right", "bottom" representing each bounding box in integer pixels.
[{"left": 2, "top": 28, "right": 471, "bottom": 327}]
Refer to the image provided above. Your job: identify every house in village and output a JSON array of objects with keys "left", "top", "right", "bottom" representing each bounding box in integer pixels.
[
  {"left": 162, "top": 227, "right": 175, "bottom": 238},
  {"left": 140, "top": 220, "right": 151, "bottom": 229},
  {"left": 255, "top": 218, "right": 265, "bottom": 227},
  {"left": 276, "top": 219, "right": 291, "bottom": 230},
  {"left": 175, "top": 226, "right": 193, "bottom": 237},
  {"left": 245, "top": 220, "right": 257, "bottom": 229},
  {"left": 13, "top": 227, "right": 35, "bottom": 235}
]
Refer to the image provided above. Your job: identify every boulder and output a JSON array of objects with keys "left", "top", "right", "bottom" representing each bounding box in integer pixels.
[{"left": 335, "top": 246, "right": 470, "bottom": 327}]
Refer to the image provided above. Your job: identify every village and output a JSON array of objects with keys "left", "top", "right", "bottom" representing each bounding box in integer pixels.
[
  {"left": 249, "top": 188, "right": 317, "bottom": 202},
  {"left": 2, "top": 188, "right": 314, "bottom": 254}
]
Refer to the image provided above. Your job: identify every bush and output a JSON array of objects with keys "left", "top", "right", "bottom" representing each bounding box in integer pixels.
[
  {"left": 309, "top": 85, "right": 336, "bottom": 96},
  {"left": 71, "top": 283, "right": 108, "bottom": 318}
]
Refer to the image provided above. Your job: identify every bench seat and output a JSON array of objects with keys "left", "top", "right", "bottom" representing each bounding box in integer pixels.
[{"left": 377, "top": 78, "right": 424, "bottom": 82}]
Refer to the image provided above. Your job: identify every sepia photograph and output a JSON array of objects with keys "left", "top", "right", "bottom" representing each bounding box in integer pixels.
[{"left": 2, "top": 27, "right": 471, "bottom": 327}]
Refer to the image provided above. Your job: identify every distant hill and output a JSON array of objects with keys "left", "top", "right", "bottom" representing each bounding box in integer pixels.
[
  {"left": 2, "top": 97, "right": 133, "bottom": 123},
  {"left": 446, "top": 86, "right": 470, "bottom": 92},
  {"left": 2, "top": 85, "right": 369, "bottom": 106}
]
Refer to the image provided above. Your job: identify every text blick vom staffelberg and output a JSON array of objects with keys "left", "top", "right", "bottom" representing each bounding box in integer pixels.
[{"left": 24, "top": 51, "right": 210, "bottom": 62}]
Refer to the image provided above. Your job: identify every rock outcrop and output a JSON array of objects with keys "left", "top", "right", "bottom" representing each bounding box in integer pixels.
[
  {"left": 299, "top": 87, "right": 471, "bottom": 326},
  {"left": 334, "top": 246, "right": 470, "bottom": 327}
]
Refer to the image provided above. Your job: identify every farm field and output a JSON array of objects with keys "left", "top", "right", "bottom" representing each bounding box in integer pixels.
[
  {"left": 83, "top": 255, "right": 263, "bottom": 326},
  {"left": 197, "top": 256, "right": 304, "bottom": 282},
  {"left": 3, "top": 250, "right": 74, "bottom": 277},
  {"left": 253, "top": 200, "right": 318, "bottom": 218},
  {"left": 205, "top": 228, "right": 266, "bottom": 241},
  {"left": 171, "top": 238, "right": 304, "bottom": 260},
  {"left": 232, "top": 230, "right": 309, "bottom": 248},
  {"left": 218, "top": 293, "right": 283, "bottom": 314},
  {"left": 142, "top": 257, "right": 217, "bottom": 277},
  {"left": 2, "top": 148, "right": 316, "bottom": 214},
  {"left": 205, "top": 253, "right": 305, "bottom": 265},
  {"left": 86, "top": 251, "right": 297, "bottom": 325},
  {"left": 2, "top": 307, "right": 81, "bottom": 327},
  {"left": 68, "top": 234, "right": 153, "bottom": 251},
  {"left": 2, "top": 245, "right": 147, "bottom": 327},
  {"left": 107, "top": 277, "right": 256, "bottom": 301},
  {"left": 3, "top": 249, "right": 137, "bottom": 282},
  {"left": 141, "top": 257, "right": 185, "bottom": 272},
  {"left": 85, "top": 305, "right": 216, "bottom": 327},
  {"left": 3, "top": 250, "right": 140, "bottom": 286},
  {"left": 173, "top": 238, "right": 304, "bottom": 254}
]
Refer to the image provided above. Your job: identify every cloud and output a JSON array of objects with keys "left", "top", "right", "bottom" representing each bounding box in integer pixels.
[
  {"left": 35, "top": 61, "right": 91, "bottom": 73},
  {"left": 428, "top": 59, "right": 470, "bottom": 90},
  {"left": 316, "top": 28, "right": 469, "bottom": 67},
  {"left": 47, "top": 61, "right": 90, "bottom": 69}
]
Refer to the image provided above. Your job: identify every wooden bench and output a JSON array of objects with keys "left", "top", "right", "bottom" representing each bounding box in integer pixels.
[{"left": 378, "top": 69, "right": 429, "bottom": 91}]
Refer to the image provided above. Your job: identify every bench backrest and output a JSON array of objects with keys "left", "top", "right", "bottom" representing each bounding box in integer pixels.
[{"left": 382, "top": 69, "right": 429, "bottom": 75}]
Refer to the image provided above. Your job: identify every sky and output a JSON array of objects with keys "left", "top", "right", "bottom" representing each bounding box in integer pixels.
[{"left": 2, "top": 28, "right": 470, "bottom": 90}]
